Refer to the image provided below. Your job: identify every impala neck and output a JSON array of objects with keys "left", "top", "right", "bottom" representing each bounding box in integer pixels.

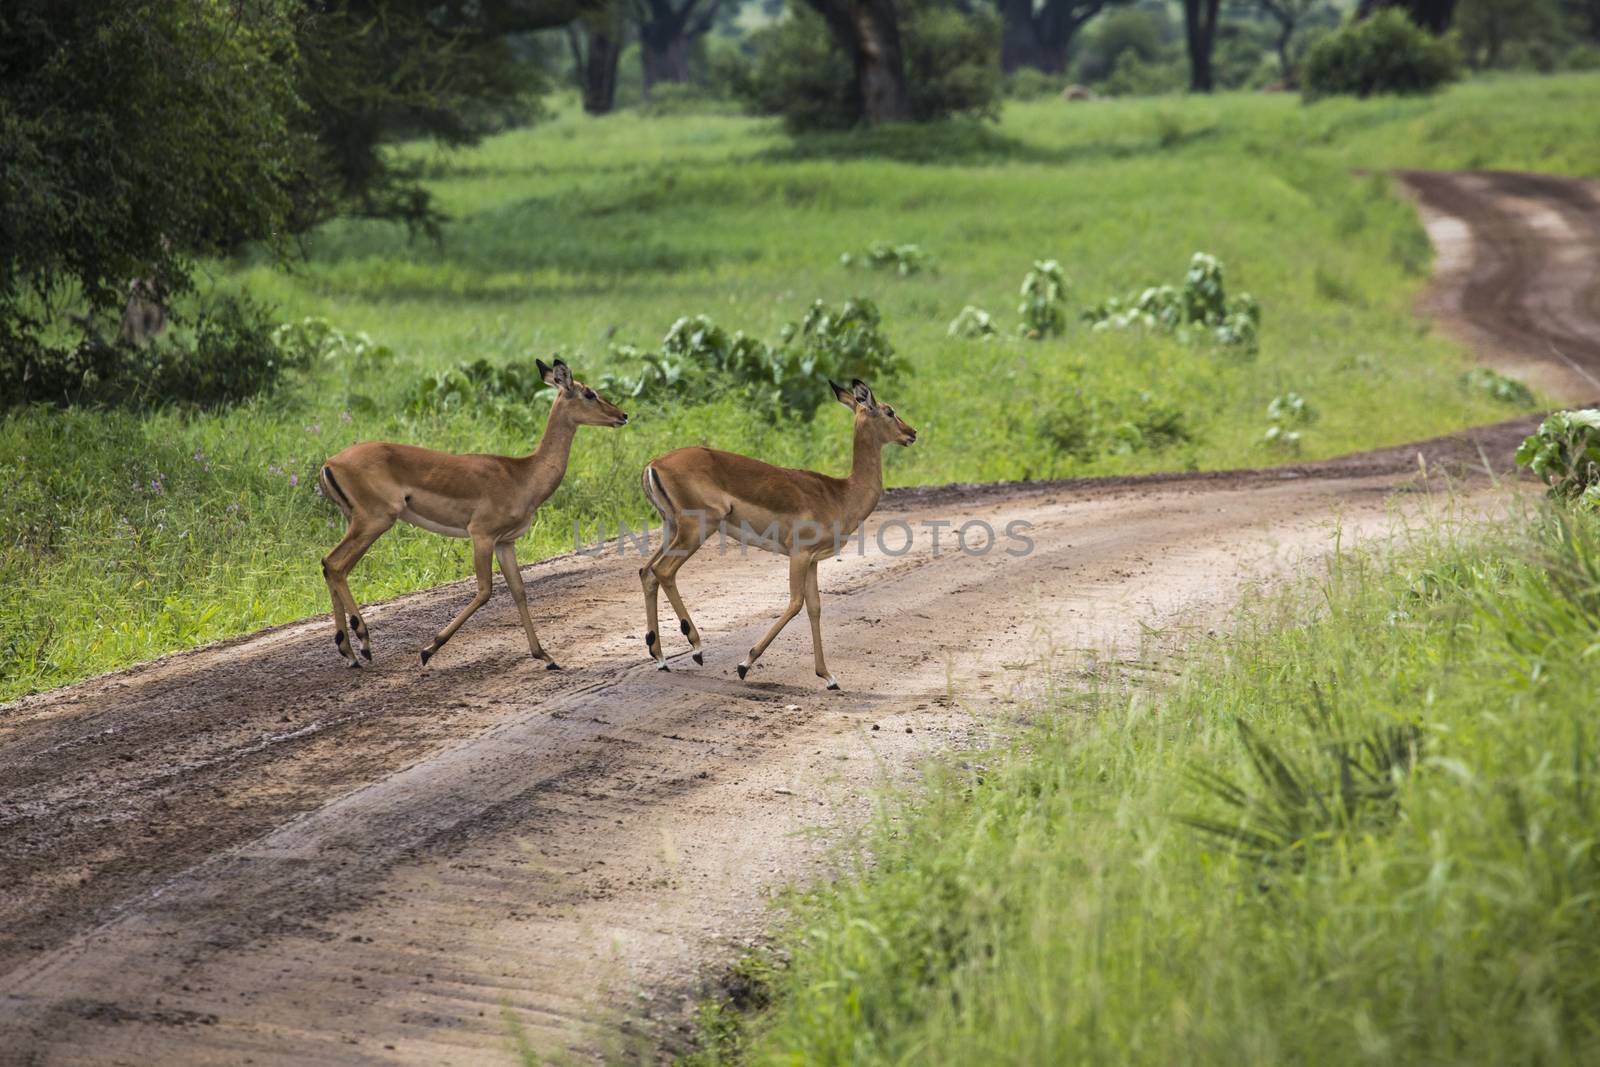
[
  {"left": 845, "top": 418, "right": 886, "bottom": 518},
  {"left": 523, "top": 403, "right": 578, "bottom": 495}
]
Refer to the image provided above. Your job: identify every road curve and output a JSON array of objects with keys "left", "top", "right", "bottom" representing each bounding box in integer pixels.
[{"left": 1, "top": 170, "right": 1598, "bottom": 1065}]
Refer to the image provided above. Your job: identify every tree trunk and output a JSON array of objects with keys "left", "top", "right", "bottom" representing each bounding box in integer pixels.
[
  {"left": 1183, "top": 0, "right": 1220, "bottom": 93},
  {"left": 641, "top": 30, "right": 693, "bottom": 92},
  {"left": 1275, "top": 20, "right": 1294, "bottom": 83},
  {"left": 805, "top": 0, "right": 913, "bottom": 125},
  {"left": 1001, "top": 0, "right": 1057, "bottom": 74},
  {"left": 568, "top": 24, "right": 623, "bottom": 115}
]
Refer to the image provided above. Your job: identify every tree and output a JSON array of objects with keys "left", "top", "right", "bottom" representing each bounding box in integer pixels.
[
  {"left": 1456, "top": 0, "right": 1561, "bottom": 66},
  {"left": 1246, "top": 0, "right": 1326, "bottom": 81},
  {"left": 801, "top": 0, "right": 915, "bottom": 125},
  {"left": 568, "top": 11, "right": 626, "bottom": 113},
  {"left": 634, "top": 0, "right": 727, "bottom": 91},
  {"left": 1, "top": 0, "right": 309, "bottom": 361},
  {"left": 1355, "top": 0, "right": 1458, "bottom": 34},
  {"left": 996, "top": 0, "right": 1127, "bottom": 75},
  {"left": 1182, "top": 0, "right": 1223, "bottom": 90}
]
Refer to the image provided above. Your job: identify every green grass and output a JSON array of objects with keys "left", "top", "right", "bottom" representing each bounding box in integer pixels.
[
  {"left": 5, "top": 73, "right": 1599, "bottom": 700},
  {"left": 695, "top": 500, "right": 1600, "bottom": 1066}
]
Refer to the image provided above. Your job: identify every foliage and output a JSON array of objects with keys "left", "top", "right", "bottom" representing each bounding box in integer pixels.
[
  {"left": 602, "top": 298, "right": 906, "bottom": 420},
  {"left": 734, "top": 0, "right": 1001, "bottom": 131},
  {"left": 1017, "top": 260, "right": 1070, "bottom": 339},
  {"left": 707, "top": 508, "right": 1600, "bottom": 1064},
  {"left": 1516, "top": 408, "right": 1600, "bottom": 506},
  {"left": 1083, "top": 253, "right": 1260, "bottom": 350},
  {"left": 841, "top": 242, "right": 936, "bottom": 276},
  {"left": 407, "top": 357, "right": 553, "bottom": 427},
  {"left": 946, "top": 306, "right": 999, "bottom": 339},
  {"left": 1300, "top": 10, "right": 1461, "bottom": 99},
  {"left": 1460, "top": 366, "right": 1535, "bottom": 405},
  {"left": 0, "top": 295, "right": 299, "bottom": 411},
  {"left": 0, "top": 0, "right": 309, "bottom": 369}
]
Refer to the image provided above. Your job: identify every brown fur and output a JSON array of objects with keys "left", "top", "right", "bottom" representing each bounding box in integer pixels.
[{"left": 319, "top": 360, "right": 627, "bottom": 669}]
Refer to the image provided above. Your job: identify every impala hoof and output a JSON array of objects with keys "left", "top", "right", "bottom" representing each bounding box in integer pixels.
[
  {"left": 360, "top": 647, "right": 372, "bottom": 662},
  {"left": 419, "top": 647, "right": 433, "bottom": 667},
  {"left": 657, "top": 661, "right": 671, "bottom": 672},
  {"left": 736, "top": 663, "right": 749, "bottom": 681},
  {"left": 693, "top": 652, "right": 704, "bottom": 666},
  {"left": 545, "top": 660, "right": 562, "bottom": 671},
  {"left": 826, "top": 680, "right": 841, "bottom": 692},
  {"left": 348, "top": 659, "right": 362, "bottom": 670}
]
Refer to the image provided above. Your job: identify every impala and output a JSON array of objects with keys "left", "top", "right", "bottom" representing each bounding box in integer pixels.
[
  {"left": 639, "top": 378, "right": 916, "bottom": 690},
  {"left": 318, "top": 358, "right": 628, "bottom": 670}
]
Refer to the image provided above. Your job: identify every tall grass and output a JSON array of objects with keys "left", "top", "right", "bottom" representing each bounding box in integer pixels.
[
  {"left": 5, "top": 74, "right": 1598, "bottom": 699},
  {"left": 706, "top": 502, "right": 1600, "bottom": 1065}
]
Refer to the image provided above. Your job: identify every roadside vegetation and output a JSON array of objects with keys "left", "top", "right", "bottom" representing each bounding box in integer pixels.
[
  {"left": 686, "top": 496, "right": 1600, "bottom": 1065},
  {"left": 3, "top": 72, "right": 1599, "bottom": 700}
]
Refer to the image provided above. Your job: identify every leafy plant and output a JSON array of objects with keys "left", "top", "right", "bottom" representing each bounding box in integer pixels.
[
  {"left": 946, "top": 306, "right": 998, "bottom": 340},
  {"left": 1460, "top": 366, "right": 1535, "bottom": 406},
  {"left": 1180, "top": 704, "right": 1424, "bottom": 870},
  {"left": 1017, "top": 260, "right": 1069, "bottom": 339},
  {"left": 406, "top": 357, "right": 552, "bottom": 427},
  {"left": 841, "top": 242, "right": 935, "bottom": 276},
  {"left": 1040, "top": 390, "right": 1194, "bottom": 461},
  {"left": 1301, "top": 10, "right": 1461, "bottom": 101},
  {"left": 1515, "top": 409, "right": 1600, "bottom": 506},
  {"left": 1267, "top": 391, "right": 1314, "bottom": 426},
  {"left": 603, "top": 298, "right": 906, "bottom": 420},
  {"left": 1083, "top": 253, "right": 1259, "bottom": 351}
]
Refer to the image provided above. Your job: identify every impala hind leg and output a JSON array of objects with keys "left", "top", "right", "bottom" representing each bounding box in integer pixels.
[
  {"left": 496, "top": 542, "right": 560, "bottom": 670},
  {"left": 803, "top": 563, "right": 839, "bottom": 691},
  {"left": 420, "top": 535, "right": 496, "bottom": 667},
  {"left": 321, "top": 515, "right": 393, "bottom": 667},
  {"left": 738, "top": 553, "right": 808, "bottom": 681},
  {"left": 651, "top": 524, "right": 709, "bottom": 669}
]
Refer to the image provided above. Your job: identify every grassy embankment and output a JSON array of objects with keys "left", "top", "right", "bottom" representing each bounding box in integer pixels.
[
  {"left": 690, "top": 500, "right": 1600, "bottom": 1066},
  {"left": 3, "top": 73, "right": 1598, "bottom": 699}
]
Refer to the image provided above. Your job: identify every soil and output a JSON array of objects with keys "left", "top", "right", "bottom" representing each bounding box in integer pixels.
[{"left": 2, "top": 170, "right": 1597, "bottom": 1066}]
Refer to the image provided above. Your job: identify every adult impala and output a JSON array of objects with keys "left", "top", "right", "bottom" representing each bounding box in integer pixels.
[
  {"left": 639, "top": 378, "right": 916, "bottom": 690},
  {"left": 318, "top": 358, "right": 627, "bottom": 670}
]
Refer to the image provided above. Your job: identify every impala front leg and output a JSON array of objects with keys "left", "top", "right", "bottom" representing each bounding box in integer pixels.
[
  {"left": 496, "top": 542, "right": 560, "bottom": 670},
  {"left": 421, "top": 535, "right": 496, "bottom": 667},
  {"left": 737, "top": 552, "right": 808, "bottom": 681},
  {"left": 322, "top": 514, "right": 393, "bottom": 668}
]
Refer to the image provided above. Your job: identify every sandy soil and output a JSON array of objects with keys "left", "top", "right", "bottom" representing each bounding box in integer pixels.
[{"left": 1, "top": 170, "right": 1597, "bottom": 1066}]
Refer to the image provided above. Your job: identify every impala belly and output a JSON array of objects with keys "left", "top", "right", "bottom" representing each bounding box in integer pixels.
[{"left": 398, "top": 507, "right": 470, "bottom": 539}]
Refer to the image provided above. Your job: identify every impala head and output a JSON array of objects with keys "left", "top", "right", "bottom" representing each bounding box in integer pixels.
[
  {"left": 539, "top": 358, "right": 629, "bottom": 427},
  {"left": 830, "top": 378, "right": 916, "bottom": 446}
]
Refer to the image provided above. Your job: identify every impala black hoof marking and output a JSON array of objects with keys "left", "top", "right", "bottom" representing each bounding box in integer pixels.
[
  {"left": 680, "top": 619, "right": 691, "bottom": 635},
  {"left": 646, "top": 630, "right": 657, "bottom": 648}
]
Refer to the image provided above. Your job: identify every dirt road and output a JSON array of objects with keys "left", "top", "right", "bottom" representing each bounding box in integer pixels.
[{"left": 2, "top": 170, "right": 1597, "bottom": 1066}]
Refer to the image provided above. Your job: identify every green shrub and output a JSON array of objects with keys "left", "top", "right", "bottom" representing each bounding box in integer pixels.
[
  {"left": 405, "top": 357, "right": 552, "bottom": 428},
  {"left": 1004, "top": 68, "right": 1064, "bottom": 100},
  {"left": 1040, "top": 390, "right": 1195, "bottom": 461},
  {"left": 841, "top": 242, "right": 936, "bottom": 276},
  {"left": 1083, "top": 253, "right": 1260, "bottom": 350},
  {"left": 946, "top": 306, "right": 998, "bottom": 340},
  {"left": 0, "top": 294, "right": 299, "bottom": 410},
  {"left": 736, "top": 0, "right": 1001, "bottom": 131},
  {"left": 1460, "top": 366, "right": 1535, "bottom": 406},
  {"left": 1300, "top": 11, "right": 1460, "bottom": 100},
  {"left": 1018, "top": 260, "right": 1069, "bottom": 339},
  {"left": 1516, "top": 409, "right": 1600, "bottom": 506},
  {"left": 603, "top": 298, "right": 906, "bottom": 420}
]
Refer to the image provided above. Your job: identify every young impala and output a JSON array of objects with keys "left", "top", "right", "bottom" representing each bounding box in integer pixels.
[
  {"left": 639, "top": 378, "right": 916, "bottom": 690},
  {"left": 318, "top": 358, "right": 628, "bottom": 670}
]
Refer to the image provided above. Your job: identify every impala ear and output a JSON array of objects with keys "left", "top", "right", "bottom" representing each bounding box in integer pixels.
[
  {"left": 830, "top": 379, "right": 856, "bottom": 410},
  {"left": 540, "top": 358, "right": 573, "bottom": 390},
  {"left": 851, "top": 378, "right": 877, "bottom": 411}
]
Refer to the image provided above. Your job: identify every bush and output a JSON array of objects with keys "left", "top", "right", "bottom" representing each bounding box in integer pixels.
[
  {"left": 947, "top": 306, "right": 998, "bottom": 340},
  {"left": 841, "top": 242, "right": 936, "bottom": 276},
  {"left": 1040, "top": 390, "right": 1195, "bottom": 461},
  {"left": 1004, "top": 68, "right": 1064, "bottom": 100},
  {"left": 602, "top": 298, "right": 907, "bottom": 420},
  {"left": 1083, "top": 253, "right": 1260, "bottom": 351},
  {"left": 1460, "top": 366, "right": 1535, "bottom": 406},
  {"left": 736, "top": 0, "right": 1001, "bottom": 132},
  {"left": 406, "top": 357, "right": 552, "bottom": 428},
  {"left": 1516, "top": 409, "right": 1600, "bottom": 506},
  {"left": 1018, "top": 260, "right": 1069, "bottom": 339},
  {"left": 0, "top": 295, "right": 300, "bottom": 411},
  {"left": 1300, "top": 11, "right": 1461, "bottom": 100}
]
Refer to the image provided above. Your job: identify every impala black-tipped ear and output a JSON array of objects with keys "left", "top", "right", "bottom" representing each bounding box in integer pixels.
[
  {"left": 830, "top": 379, "right": 855, "bottom": 409},
  {"left": 540, "top": 358, "right": 573, "bottom": 390},
  {"left": 851, "top": 379, "right": 876, "bottom": 410}
]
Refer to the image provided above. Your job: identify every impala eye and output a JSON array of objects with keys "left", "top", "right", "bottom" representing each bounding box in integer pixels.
[{"left": 585, "top": 389, "right": 597, "bottom": 401}]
